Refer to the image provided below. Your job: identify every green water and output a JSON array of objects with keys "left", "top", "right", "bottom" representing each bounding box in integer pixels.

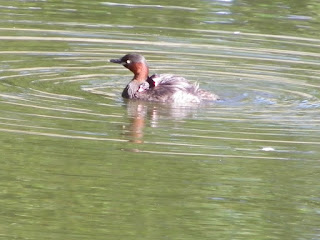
[{"left": 0, "top": 0, "right": 320, "bottom": 239}]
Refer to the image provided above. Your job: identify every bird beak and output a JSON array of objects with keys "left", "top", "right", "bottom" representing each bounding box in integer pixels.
[{"left": 109, "top": 58, "right": 122, "bottom": 64}]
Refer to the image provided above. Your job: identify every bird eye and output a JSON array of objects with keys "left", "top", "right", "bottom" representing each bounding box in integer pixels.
[{"left": 126, "top": 60, "right": 131, "bottom": 64}]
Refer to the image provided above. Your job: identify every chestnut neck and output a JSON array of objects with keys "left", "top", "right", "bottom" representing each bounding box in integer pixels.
[{"left": 129, "top": 62, "right": 149, "bottom": 82}]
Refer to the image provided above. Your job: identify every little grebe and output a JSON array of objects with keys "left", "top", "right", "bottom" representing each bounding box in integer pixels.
[{"left": 110, "top": 54, "right": 219, "bottom": 103}]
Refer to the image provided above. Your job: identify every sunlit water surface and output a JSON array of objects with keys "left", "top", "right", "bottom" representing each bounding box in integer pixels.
[{"left": 0, "top": 0, "right": 320, "bottom": 239}]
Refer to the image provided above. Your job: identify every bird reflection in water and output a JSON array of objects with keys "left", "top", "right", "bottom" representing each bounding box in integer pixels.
[{"left": 123, "top": 100, "right": 200, "bottom": 144}]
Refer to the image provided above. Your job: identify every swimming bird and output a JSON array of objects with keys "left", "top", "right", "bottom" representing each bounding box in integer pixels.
[{"left": 110, "top": 53, "right": 219, "bottom": 103}]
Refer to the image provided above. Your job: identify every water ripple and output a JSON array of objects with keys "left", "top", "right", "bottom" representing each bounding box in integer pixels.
[
  {"left": 101, "top": 2, "right": 198, "bottom": 11},
  {"left": 1, "top": 26, "right": 319, "bottom": 161}
]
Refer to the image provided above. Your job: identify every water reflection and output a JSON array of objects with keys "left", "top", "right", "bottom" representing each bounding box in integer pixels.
[
  {"left": 124, "top": 100, "right": 202, "bottom": 143},
  {"left": 125, "top": 101, "right": 146, "bottom": 143}
]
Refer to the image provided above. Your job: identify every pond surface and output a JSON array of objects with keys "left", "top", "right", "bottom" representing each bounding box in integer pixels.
[{"left": 1, "top": 0, "right": 320, "bottom": 239}]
